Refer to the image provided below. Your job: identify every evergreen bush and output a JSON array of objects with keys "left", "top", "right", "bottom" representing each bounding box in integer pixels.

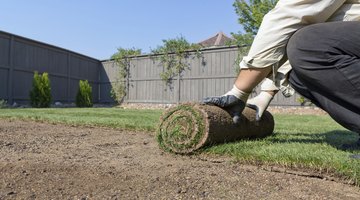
[
  {"left": 0, "top": 99, "right": 7, "bottom": 108},
  {"left": 29, "top": 71, "right": 52, "bottom": 108},
  {"left": 76, "top": 80, "right": 93, "bottom": 107}
]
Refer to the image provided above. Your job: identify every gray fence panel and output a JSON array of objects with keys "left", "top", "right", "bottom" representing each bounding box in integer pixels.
[
  {"left": 100, "top": 46, "right": 303, "bottom": 106},
  {"left": 12, "top": 70, "right": 33, "bottom": 101},
  {"left": 67, "top": 55, "right": 100, "bottom": 102},
  {"left": 0, "top": 69, "right": 8, "bottom": 99},
  {"left": 99, "top": 61, "right": 116, "bottom": 103},
  {"left": 0, "top": 31, "right": 101, "bottom": 104},
  {"left": 50, "top": 76, "right": 67, "bottom": 101},
  {"left": 69, "top": 79, "right": 80, "bottom": 101},
  {"left": 130, "top": 55, "right": 177, "bottom": 103},
  {"left": 69, "top": 55, "right": 99, "bottom": 81},
  {"left": 0, "top": 34, "right": 10, "bottom": 66}
]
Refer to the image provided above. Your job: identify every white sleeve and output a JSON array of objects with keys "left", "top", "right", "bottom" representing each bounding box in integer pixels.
[{"left": 240, "top": 0, "right": 346, "bottom": 70}]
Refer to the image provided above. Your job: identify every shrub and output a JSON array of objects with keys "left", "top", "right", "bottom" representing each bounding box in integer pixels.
[
  {"left": 76, "top": 80, "right": 93, "bottom": 107},
  {"left": 297, "top": 96, "right": 313, "bottom": 106},
  {"left": 29, "top": 71, "right": 52, "bottom": 108},
  {"left": 0, "top": 99, "right": 7, "bottom": 108}
]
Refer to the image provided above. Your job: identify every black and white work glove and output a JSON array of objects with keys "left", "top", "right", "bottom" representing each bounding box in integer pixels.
[
  {"left": 202, "top": 85, "right": 249, "bottom": 124},
  {"left": 246, "top": 91, "right": 273, "bottom": 121},
  {"left": 202, "top": 95, "right": 246, "bottom": 124}
]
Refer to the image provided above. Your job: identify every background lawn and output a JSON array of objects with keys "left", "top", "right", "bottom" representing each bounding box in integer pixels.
[
  {"left": 0, "top": 108, "right": 163, "bottom": 132},
  {"left": 0, "top": 107, "right": 359, "bottom": 185}
]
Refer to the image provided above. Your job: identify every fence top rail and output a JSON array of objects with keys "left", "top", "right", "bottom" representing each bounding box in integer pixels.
[{"left": 101, "top": 44, "right": 249, "bottom": 63}]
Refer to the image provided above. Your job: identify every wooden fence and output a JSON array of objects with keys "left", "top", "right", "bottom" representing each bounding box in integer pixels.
[
  {"left": 0, "top": 31, "right": 302, "bottom": 106},
  {"left": 100, "top": 46, "right": 303, "bottom": 106},
  {"left": 0, "top": 31, "right": 101, "bottom": 104}
]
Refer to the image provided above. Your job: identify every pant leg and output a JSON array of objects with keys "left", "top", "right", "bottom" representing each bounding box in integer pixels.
[{"left": 287, "top": 21, "right": 360, "bottom": 133}]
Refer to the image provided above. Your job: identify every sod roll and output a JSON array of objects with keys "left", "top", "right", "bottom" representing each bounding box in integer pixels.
[{"left": 157, "top": 103, "right": 274, "bottom": 154}]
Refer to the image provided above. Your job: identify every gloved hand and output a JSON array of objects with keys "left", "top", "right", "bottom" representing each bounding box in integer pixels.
[
  {"left": 246, "top": 91, "right": 274, "bottom": 121},
  {"left": 202, "top": 85, "right": 249, "bottom": 124},
  {"left": 202, "top": 95, "right": 242, "bottom": 108},
  {"left": 202, "top": 95, "right": 246, "bottom": 124}
]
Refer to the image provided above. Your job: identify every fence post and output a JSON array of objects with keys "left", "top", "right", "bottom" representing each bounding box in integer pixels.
[
  {"left": 7, "top": 36, "right": 14, "bottom": 105},
  {"left": 126, "top": 63, "right": 130, "bottom": 102},
  {"left": 98, "top": 62, "right": 101, "bottom": 103},
  {"left": 67, "top": 53, "right": 71, "bottom": 103},
  {"left": 177, "top": 73, "right": 181, "bottom": 104}
]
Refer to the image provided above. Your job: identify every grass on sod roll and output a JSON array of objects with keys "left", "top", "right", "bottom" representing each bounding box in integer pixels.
[{"left": 0, "top": 108, "right": 359, "bottom": 185}]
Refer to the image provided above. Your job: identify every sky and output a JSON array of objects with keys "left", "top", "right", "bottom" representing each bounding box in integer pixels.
[{"left": 0, "top": 0, "right": 242, "bottom": 60}]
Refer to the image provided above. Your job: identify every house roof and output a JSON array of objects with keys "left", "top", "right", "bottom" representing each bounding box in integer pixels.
[{"left": 198, "top": 32, "right": 233, "bottom": 47}]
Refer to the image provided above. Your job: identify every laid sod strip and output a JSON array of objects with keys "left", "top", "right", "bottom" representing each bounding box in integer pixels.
[
  {"left": 157, "top": 103, "right": 275, "bottom": 154},
  {"left": 205, "top": 114, "right": 360, "bottom": 185}
]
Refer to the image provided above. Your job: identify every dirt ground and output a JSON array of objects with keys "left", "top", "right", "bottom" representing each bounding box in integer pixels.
[{"left": 0, "top": 119, "right": 360, "bottom": 199}]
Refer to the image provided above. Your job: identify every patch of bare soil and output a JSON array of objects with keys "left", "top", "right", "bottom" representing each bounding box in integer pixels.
[{"left": 0, "top": 119, "right": 359, "bottom": 199}]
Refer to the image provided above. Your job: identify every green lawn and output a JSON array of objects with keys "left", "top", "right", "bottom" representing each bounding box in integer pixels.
[
  {"left": 205, "top": 115, "right": 360, "bottom": 185},
  {"left": 0, "top": 107, "right": 359, "bottom": 185},
  {"left": 0, "top": 108, "right": 163, "bottom": 132}
]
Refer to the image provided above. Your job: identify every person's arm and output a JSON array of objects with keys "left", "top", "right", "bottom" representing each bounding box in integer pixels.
[
  {"left": 203, "top": 0, "right": 346, "bottom": 122},
  {"left": 237, "top": 0, "right": 346, "bottom": 92},
  {"left": 255, "top": 0, "right": 360, "bottom": 95},
  {"left": 247, "top": 61, "right": 294, "bottom": 121},
  {"left": 244, "top": 1, "right": 360, "bottom": 121},
  {"left": 240, "top": 0, "right": 346, "bottom": 72}
]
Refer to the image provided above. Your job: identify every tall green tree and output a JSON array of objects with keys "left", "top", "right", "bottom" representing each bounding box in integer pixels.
[{"left": 231, "top": 0, "right": 278, "bottom": 45}]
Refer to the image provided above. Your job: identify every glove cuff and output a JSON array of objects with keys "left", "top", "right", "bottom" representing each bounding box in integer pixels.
[
  {"left": 258, "top": 91, "right": 274, "bottom": 101},
  {"left": 224, "top": 85, "right": 250, "bottom": 102}
]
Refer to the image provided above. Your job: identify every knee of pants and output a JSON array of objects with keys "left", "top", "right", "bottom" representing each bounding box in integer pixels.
[{"left": 286, "top": 23, "right": 332, "bottom": 73}]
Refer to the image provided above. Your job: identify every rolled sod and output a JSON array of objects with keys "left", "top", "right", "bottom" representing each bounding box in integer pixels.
[{"left": 157, "top": 103, "right": 275, "bottom": 154}]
